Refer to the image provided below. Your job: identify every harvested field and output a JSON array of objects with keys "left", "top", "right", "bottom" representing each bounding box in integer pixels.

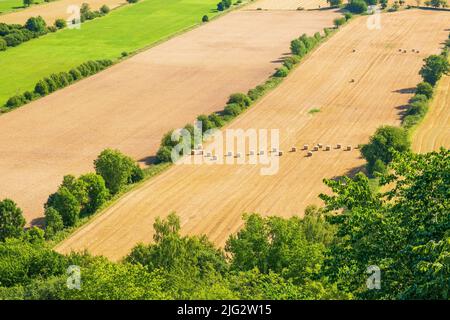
[
  {"left": 56, "top": 9, "right": 450, "bottom": 260},
  {"left": 0, "top": 0, "right": 126, "bottom": 24},
  {"left": 412, "top": 75, "right": 450, "bottom": 153},
  {"left": 245, "top": 0, "right": 327, "bottom": 10},
  {"left": 0, "top": 9, "right": 339, "bottom": 223}
]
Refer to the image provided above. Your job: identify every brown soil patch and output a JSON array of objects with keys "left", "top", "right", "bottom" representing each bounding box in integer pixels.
[{"left": 56, "top": 9, "right": 450, "bottom": 260}]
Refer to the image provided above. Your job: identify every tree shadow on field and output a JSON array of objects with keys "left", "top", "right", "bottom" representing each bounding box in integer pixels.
[
  {"left": 395, "top": 104, "right": 410, "bottom": 119},
  {"left": 393, "top": 87, "right": 416, "bottom": 94},
  {"left": 139, "top": 155, "right": 158, "bottom": 165},
  {"left": 308, "top": 7, "right": 345, "bottom": 12},
  {"left": 329, "top": 164, "right": 367, "bottom": 182},
  {"left": 30, "top": 217, "right": 45, "bottom": 228}
]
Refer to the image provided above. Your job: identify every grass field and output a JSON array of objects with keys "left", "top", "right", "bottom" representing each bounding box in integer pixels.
[
  {"left": 0, "top": 0, "right": 44, "bottom": 14},
  {"left": 0, "top": 0, "right": 219, "bottom": 105}
]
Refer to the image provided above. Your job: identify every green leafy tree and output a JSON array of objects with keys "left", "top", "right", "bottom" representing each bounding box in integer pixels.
[
  {"left": 44, "top": 207, "right": 64, "bottom": 239},
  {"left": 419, "top": 54, "right": 450, "bottom": 85},
  {"left": 346, "top": 0, "right": 368, "bottom": 13},
  {"left": 361, "top": 126, "right": 410, "bottom": 174},
  {"left": 415, "top": 82, "right": 434, "bottom": 99},
  {"left": 321, "top": 149, "right": 450, "bottom": 299},
  {"left": 94, "top": 149, "right": 138, "bottom": 194},
  {"left": 79, "top": 173, "right": 110, "bottom": 215},
  {"left": 24, "top": 16, "right": 47, "bottom": 33},
  {"left": 0, "top": 199, "right": 25, "bottom": 242},
  {"left": 49, "top": 187, "right": 81, "bottom": 227}
]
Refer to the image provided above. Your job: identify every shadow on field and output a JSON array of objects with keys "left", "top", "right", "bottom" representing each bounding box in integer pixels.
[
  {"left": 329, "top": 164, "right": 367, "bottom": 182},
  {"left": 393, "top": 87, "right": 416, "bottom": 94},
  {"left": 139, "top": 155, "right": 158, "bottom": 165},
  {"left": 30, "top": 217, "right": 45, "bottom": 228}
]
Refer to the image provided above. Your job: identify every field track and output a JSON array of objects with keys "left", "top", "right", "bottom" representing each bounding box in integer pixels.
[
  {"left": 412, "top": 75, "right": 450, "bottom": 153},
  {"left": 0, "top": 8, "right": 339, "bottom": 223},
  {"left": 0, "top": 0, "right": 126, "bottom": 24},
  {"left": 56, "top": 9, "right": 450, "bottom": 260}
]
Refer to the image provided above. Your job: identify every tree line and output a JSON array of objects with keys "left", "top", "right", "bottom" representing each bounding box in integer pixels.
[
  {"left": 4, "top": 59, "right": 113, "bottom": 110},
  {"left": 0, "top": 148, "right": 447, "bottom": 299}
]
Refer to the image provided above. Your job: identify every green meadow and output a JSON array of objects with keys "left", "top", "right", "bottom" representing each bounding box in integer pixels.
[{"left": 0, "top": 0, "right": 219, "bottom": 105}]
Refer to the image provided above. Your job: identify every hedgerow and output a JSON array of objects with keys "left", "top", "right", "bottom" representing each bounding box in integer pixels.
[{"left": 4, "top": 60, "right": 113, "bottom": 110}]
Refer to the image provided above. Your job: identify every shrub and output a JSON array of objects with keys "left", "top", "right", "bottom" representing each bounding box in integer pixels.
[
  {"left": 34, "top": 80, "right": 49, "bottom": 96},
  {"left": 227, "top": 93, "right": 251, "bottom": 107},
  {"left": 156, "top": 146, "right": 172, "bottom": 163},
  {"left": 68, "top": 68, "right": 82, "bottom": 81},
  {"left": 100, "top": 5, "right": 110, "bottom": 14},
  {"left": 197, "top": 114, "right": 216, "bottom": 133},
  {"left": 371, "top": 159, "right": 387, "bottom": 176},
  {"left": 208, "top": 113, "right": 225, "bottom": 128},
  {"left": 344, "top": 12, "right": 353, "bottom": 21},
  {"left": 416, "top": 82, "right": 434, "bottom": 99},
  {"left": 127, "top": 0, "right": 139, "bottom": 3},
  {"left": 274, "top": 66, "right": 289, "bottom": 77},
  {"left": 314, "top": 32, "right": 322, "bottom": 42},
  {"left": 25, "top": 16, "right": 47, "bottom": 34},
  {"left": 299, "top": 34, "right": 316, "bottom": 50},
  {"left": 0, "top": 38, "right": 6, "bottom": 51},
  {"left": 345, "top": 0, "right": 368, "bottom": 13},
  {"left": 224, "top": 103, "right": 243, "bottom": 117},
  {"left": 3, "top": 32, "right": 24, "bottom": 47},
  {"left": 5, "top": 95, "right": 26, "bottom": 108},
  {"left": 283, "top": 55, "right": 301, "bottom": 70},
  {"left": 217, "top": 2, "right": 225, "bottom": 11},
  {"left": 290, "top": 39, "right": 307, "bottom": 56},
  {"left": 202, "top": 15, "right": 209, "bottom": 23},
  {"left": 54, "top": 19, "right": 67, "bottom": 29},
  {"left": 409, "top": 94, "right": 428, "bottom": 104},
  {"left": 47, "top": 26, "right": 57, "bottom": 33},
  {"left": 333, "top": 17, "right": 346, "bottom": 28}
]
